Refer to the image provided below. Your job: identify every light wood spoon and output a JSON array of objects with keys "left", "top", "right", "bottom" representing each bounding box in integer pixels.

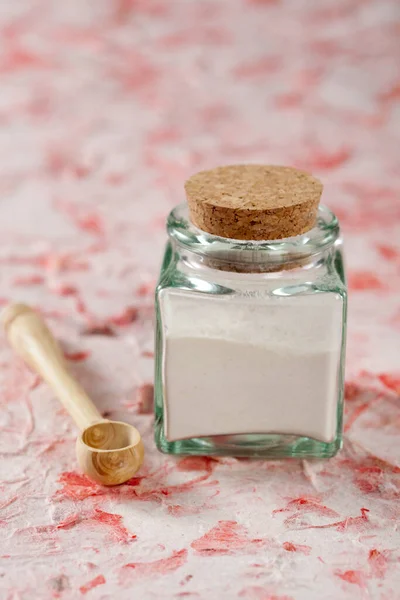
[{"left": 2, "top": 304, "right": 144, "bottom": 486}]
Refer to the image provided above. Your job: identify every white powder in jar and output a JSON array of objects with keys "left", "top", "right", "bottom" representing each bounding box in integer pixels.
[{"left": 160, "top": 289, "right": 344, "bottom": 443}]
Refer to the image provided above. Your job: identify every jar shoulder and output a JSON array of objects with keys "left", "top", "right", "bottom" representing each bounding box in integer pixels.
[{"left": 157, "top": 242, "right": 347, "bottom": 300}]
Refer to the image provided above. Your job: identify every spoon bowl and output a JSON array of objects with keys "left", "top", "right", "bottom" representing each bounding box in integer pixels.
[{"left": 77, "top": 420, "right": 144, "bottom": 485}]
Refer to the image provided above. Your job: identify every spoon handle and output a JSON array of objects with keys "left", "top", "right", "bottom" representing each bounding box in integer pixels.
[{"left": 2, "top": 304, "right": 103, "bottom": 431}]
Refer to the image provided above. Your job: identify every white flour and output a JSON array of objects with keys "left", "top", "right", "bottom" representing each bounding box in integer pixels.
[{"left": 160, "top": 289, "right": 344, "bottom": 443}]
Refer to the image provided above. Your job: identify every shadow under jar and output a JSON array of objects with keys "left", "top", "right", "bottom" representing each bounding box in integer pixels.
[{"left": 155, "top": 165, "right": 347, "bottom": 458}]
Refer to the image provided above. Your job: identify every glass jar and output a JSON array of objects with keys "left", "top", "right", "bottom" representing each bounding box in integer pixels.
[{"left": 155, "top": 198, "right": 347, "bottom": 459}]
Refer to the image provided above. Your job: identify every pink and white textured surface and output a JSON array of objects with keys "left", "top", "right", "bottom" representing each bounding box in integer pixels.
[{"left": 0, "top": 0, "right": 399, "bottom": 598}]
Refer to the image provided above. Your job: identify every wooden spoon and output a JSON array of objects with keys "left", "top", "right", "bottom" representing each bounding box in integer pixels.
[{"left": 2, "top": 304, "right": 144, "bottom": 486}]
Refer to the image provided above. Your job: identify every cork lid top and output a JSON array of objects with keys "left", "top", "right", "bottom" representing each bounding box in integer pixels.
[{"left": 185, "top": 164, "right": 323, "bottom": 241}]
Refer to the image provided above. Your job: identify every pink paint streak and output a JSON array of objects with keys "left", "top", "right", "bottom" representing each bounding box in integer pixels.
[
  {"left": 335, "top": 569, "right": 367, "bottom": 588},
  {"left": 191, "top": 521, "right": 265, "bottom": 555},
  {"left": 0, "top": 252, "right": 88, "bottom": 273},
  {"left": 177, "top": 457, "right": 218, "bottom": 474},
  {"left": 76, "top": 214, "right": 104, "bottom": 236},
  {"left": 246, "top": 0, "right": 281, "bottom": 6},
  {"left": 137, "top": 282, "right": 155, "bottom": 296},
  {"left": 57, "top": 472, "right": 106, "bottom": 501},
  {"left": 338, "top": 184, "right": 400, "bottom": 230},
  {"left": 45, "top": 509, "right": 136, "bottom": 543},
  {"left": 344, "top": 400, "right": 374, "bottom": 433},
  {"left": 353, "top": 466, "right": 387, "bottom": 495},
  {"left": 300, "top": 147, "right": 352, "bottom": 170},
  {"left": 90, "top": 509, "right": 136, "bottom": 543},
  {"left": 239, "top": 588, "right": 293, "bottom": 600},
  {"left": 55, "top": 513, "right": 81, "bottom": 530},
  {"left": 348, "top": 271, "right": 387, "bottom": 291},
  {"left": 160, "top": 27, "right": 231, "bottom": 48},
  {"left": 114, "top": 0, "right": 169, "bottom": 22},
  {"left": 126, "top": 470, "right": 215, "bottom": 502},
  {"left": 64, "top": 351, "right": 90, "bottom": 362},
  {"left": 58, "top": 463, "right": 216, "bottom": 505},
  {"left": 333, "top": 549, "right": 390, "bottom": 590},
  {"left": 50, "top": 283, "right": 78, "bottom": 297},
  {"left": 121, "top": 549, "right": 187, "bottom": 578},
  {"left": 136, "top": 383, "right": 154, "bottom": 414},
  {"left": 108, "top": 306, "right": 139, "bottom": 326},
  {"left": 80, "top": 575, "right": 106, "bottom": 595},
  {"left": 233, "top": 57, "right": 280, "bottom": 78},
  {"left": 302, "top": 508, "right": 372, "bottom": 532},
  {"left": 376, "top": 244, "right": 400, "bottom": 261},
  {"left": 345, "top": 381, "right": 365, "bottom": 402},
  {"left": 82, "top": 322, "right": 116, "bottom": 337},
  {"left": 167, "top": 504, "right": 204, "bottom": 517},
  {"left": 57, "top": 201, "right": 105, "bottom": 236},
  {"left": 274, "top": 93, "right": 303, "bottom": 109},
  {"left": 0, "top": 46, "right": 52, "bottom": 73},
  {"left": 368, "top": 549, "right": 389, "bottom": 579},
  {"left": 282, "top": 542, "right": 311, "bottom": 555},
  {"left": 109, "top": 51, "right": 159, "bottom": 98},
  {"left": 13, "top": 274, "right": 45, "bottom": 286},
  {"left": 379, "top": 374, "right": 400, "bottom": 395},
  {"left": 122, "top": 455, "right": 219, "bottom": 503},
  {"left": 273, "top": 496, "right": 338, "bottom": 518},
  {"left": 379, "top": 82, "right": 400, "bottom": 104}
]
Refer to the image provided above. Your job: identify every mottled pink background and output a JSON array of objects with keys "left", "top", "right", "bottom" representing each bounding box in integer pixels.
[{"left": 0, "top": 0, "right": 399, "bottom": 598}]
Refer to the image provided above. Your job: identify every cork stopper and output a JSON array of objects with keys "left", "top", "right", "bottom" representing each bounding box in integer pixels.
[{"left": 185, "top": 164, "right": 323, "bottom": 241}]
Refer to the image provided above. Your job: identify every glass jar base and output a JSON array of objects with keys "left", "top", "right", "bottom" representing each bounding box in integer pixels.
[{"left": 155, "top": 423, "right": 342, "bottom": 459}]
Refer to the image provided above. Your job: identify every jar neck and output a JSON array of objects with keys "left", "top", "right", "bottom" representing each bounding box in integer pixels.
[{"left": 167, "top": 204, "right": 340, "bottom": 273}]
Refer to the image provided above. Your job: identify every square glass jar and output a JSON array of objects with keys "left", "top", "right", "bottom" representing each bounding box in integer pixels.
[{"left": 155, "top": 204, "right": 347, "bottom": 459}]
